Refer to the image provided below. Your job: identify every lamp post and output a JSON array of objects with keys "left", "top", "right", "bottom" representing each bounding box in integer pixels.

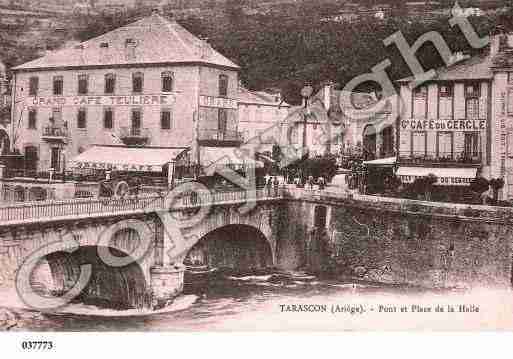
[{"left": 300, "top": 84, "right": 313, "bottom": 157}]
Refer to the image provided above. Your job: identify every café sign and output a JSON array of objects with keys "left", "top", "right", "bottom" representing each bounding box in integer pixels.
[
  {"left": 398, "top": 174, "right": 473, "bottom": 186},
  {"left": 199, "top": 95, "right": 237, "bottom": 109},
  {"left": 401, "top": 118, "right": 486, "bottom": 131},
  {"left": 74, "top": 161, "right": 161, "bottom": 172},
  {"left": 27, "top": 94, "right": 176, "bottom": 107}
]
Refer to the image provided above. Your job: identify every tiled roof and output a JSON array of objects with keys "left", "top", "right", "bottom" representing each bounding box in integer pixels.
[
  {"left": 238, "top": 87, "right": 290, "bottom": 107},
  {"left": 397, "top": 51, "right": 492, "bottom": 83},
  {"left": 13, "top": 13, "right": 239, "bottom": 71}
]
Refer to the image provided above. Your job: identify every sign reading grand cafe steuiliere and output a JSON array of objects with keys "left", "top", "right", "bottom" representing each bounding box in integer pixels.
[
  {"left": 395, "top": 32, "right": 513, "bottom": 200},
  {"left": 9, "top": 12, "right": 244, "bottom": 182}
]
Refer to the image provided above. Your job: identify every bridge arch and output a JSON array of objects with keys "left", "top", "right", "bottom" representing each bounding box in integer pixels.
[
  {"left": 185, "top": 224, "right": 274, "bottom": 272},
  {"left": 38, "top": 245, "right": 150, "bottom": 309}
]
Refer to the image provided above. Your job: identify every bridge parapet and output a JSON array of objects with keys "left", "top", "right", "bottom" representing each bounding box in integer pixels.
[{"left": 0, "top": 188, "right": 285, "bottom": 227}]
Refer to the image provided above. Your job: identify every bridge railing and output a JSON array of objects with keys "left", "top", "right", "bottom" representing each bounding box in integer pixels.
[{"left": 0, "top": 188, "right": 284, "bottom": 224}]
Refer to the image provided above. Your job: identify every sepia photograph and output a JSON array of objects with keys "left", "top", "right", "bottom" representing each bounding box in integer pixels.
[{"left": 0, "top": 0, "right": 513, "bottom": 354}]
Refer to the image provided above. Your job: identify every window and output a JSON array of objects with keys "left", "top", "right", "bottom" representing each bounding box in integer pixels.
[
  {"left": 219, "top": 74, "right": 228, "bottom": 97},
  {"left": 131, "top": 109, "right": 142, "bottom": 129},
  {"left": 105, "top": 73, "right": 115, "bottom": 94},
  {"left": 438, "top": 84, "right": 452, "bottom": 97},
  {"left": 218, "top": 108, "right": 227, "bottom": 134},
  {"left": 77, "top": 108, "right": 87, "bottom": 129},
  {"left": 28, "top": 109, "right": 37, "bottom": 129},
  {"left": 29, "top": 76, "right": 39, "bottom": 96},
  {"left": 51, "top": 108, "right": 62, "bottom": 124},
  {"left": 508, "top": 89, "right": 513, "bottom": 115},
  {"left": 53, "top": 76, "right": 63, "bottom": 95},
  {"left": 411, "top": 131, "right": 426, "bottom": 156},
  {"left": 437, "top": 132, "right": 453, "bottom": 159},
  {"left": 161, "top": 109, "right": 172, "bottom": 129},
  {"left": 162, "top": 72, "right": 173, "bottom": 92},
  {"left": 412, "top": 85, "right": 427, "bottom": 118},
  {"left": 464, "top": 132, "right": 479, "bottom": 157},
  {"left": 465, "top": 82, "right": 480, "bottom": 98},
  {"left": 78, "top": 74, "right": 88, "bottom": 95},
  {"left": 508, "top": 72, "right": 513, "bottom": 85},
  {"left": 132, "top": 72, "right": 143, "bottom": 93},
  {"left": 103, "top": 108, "right": 113, "bottom": 129},
  {"left": 466, "top": 97, "right": 480, "bottom": 119},
  {"left": 438, "top": 83, "right": 453, "bottom": 119}
]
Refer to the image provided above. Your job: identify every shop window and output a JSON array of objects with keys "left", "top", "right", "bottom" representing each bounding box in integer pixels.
[
  {"left": 411, "top": 131, "right": 426, "bottom": 157},
  {"left": 219, "top": 74, "right": 228, "bottom": 97},
  {"left": 132, "top": 72, "right": 143, "bottom": 93},
  {"left": 103, "top": 108, "right": 113, "bottom": 129},
  {"left": 29, "top": 76, "right": 39, "bottom": 96},
  {"left": 77, "top": 108, "right": 87, "bottom": 129},
  {"left": 161, "top": 109, "right": 172, "bottom": 130},
  {"left": 53, "top": 76, "right": 63, "bottom": 95},
  {"left": 437, "top": 132, "right": 453, "bottom": 159},
  {"left": 28, "top": 109, "right": 37, "bottom": 129},
  {"left": 162, "top": 72, "right": 173, "bottom": 92},
  {"left": 78, "top": 74, "right": 88, "bottom": 95},
  {"left": 105, "top": 73, "right": 115, "bottom": 94}
]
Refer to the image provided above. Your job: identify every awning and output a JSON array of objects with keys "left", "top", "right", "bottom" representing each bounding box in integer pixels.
[
  {"left": 71, "top": 145, "right": 188, "bottom": 172},
  {"left": 363, "top": 156, "right": 397, "bottom": 167},
  {"left": 200, "top": 147, "right": 263, "bottom": 168},
  {"left": 396, "top": 166, "right": 478, "bottom": 186}
]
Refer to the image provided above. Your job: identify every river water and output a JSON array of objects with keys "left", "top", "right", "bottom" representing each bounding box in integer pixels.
[{"left": 3, "top": 270, "right": 513, "bottom": 331}]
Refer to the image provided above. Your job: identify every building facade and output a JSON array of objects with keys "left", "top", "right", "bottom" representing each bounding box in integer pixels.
[
  {"left": 10, "top": 13, "right": 240, "bottom": 174},
  {"left": 237, "top": 87, "right": 290, "bottom": 152},
  {"left": 396, "top": 32, "right": 513, "bottom": 199}
]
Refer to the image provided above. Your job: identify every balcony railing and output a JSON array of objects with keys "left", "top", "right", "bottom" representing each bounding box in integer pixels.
[
  {"left": 119, "top": 127, "right": 150, "bottom": 146},
  {"left": 198, "top": 129, "right": 243, "bottom": 144},
  {"left": 398, "top": 151, "right": 482, "bottom": 166},
  {"left": 42, "top": 126, "right": 68, "bottom": 141}
]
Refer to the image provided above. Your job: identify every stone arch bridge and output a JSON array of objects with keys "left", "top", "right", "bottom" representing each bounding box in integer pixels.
[{"left": 0, "top": 189, "right": 284, "bottom": 309}]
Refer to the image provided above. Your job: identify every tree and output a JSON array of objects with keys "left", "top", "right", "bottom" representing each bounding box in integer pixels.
[
  {"left": 489, "top": 178, "right": 505, "bottom": 204},
  {"left": 470, "top": 177, "right": 490, "bottom": 204}
]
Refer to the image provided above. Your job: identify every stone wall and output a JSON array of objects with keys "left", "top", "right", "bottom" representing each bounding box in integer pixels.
[{"left": 280, "top": 190, "right": 513, "bottom": 289}]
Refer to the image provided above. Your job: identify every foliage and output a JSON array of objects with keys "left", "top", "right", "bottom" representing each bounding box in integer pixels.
[
  {"left": 489, "top": 178, "right": 505, "bottom": 190},
  {"left": 470, "top": 177, "right": 490, "bottom": 194},
  {"left": 286, "top": 154, "right": 338, "bottom": 182}
]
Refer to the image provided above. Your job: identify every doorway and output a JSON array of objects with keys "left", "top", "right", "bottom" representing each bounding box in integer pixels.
[
  {"left": 50, "top": 147, "right": 60, "bottom": 172},
  {"left": 24, "top": 146, "right": 39, "bottom": 173}
]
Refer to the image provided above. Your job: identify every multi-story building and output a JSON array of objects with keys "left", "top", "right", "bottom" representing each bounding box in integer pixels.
[
  {"left": 237, "top": 86, "right": 289, "bottom": 152},
  {"left": 10, "top": 13, "right": 240, "bottom": 177},
  {"left": 311, "top": 83, "right": 395, "bottom": 159},
  {"left": 396, "top": 32, "right": 513, "bottom": 199}
]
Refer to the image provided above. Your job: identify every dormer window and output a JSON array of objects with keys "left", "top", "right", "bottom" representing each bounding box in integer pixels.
[
  {"left": 100, "top": 42, "right": 109, "bottom": 48},
  {"left": 125, "top": 38, "right": 137, "bottom": 61}
]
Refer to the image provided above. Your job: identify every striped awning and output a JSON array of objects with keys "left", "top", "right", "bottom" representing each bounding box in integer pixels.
[{"left": 71, "top": 145, "right": 188, "bottom": 172}]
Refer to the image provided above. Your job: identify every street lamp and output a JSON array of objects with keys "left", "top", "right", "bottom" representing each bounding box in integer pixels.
[{"left": 300, "top": 84, "right": 313, "bottom": 156}]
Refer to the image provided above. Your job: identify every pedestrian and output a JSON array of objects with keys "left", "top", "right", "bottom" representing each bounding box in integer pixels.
[
  {"left": 318, "top": 175, "right": 325, "bottom": 190},
  {"left": 308, "top": 175, "right": 314, "bottom": 190},
  {"left": 266, "top": 176, "right": 272, "bottom": 196},
  {"left": 272, "top": 176, "right": 279, "bottom": 196}
]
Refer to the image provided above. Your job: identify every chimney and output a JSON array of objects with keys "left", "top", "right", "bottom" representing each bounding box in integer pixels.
[
  {"left": 100, "top": 42, "right": 109, "bottom": 62},
  {"left": 198, "top": 38, "right": 212, "bottom": 59}
]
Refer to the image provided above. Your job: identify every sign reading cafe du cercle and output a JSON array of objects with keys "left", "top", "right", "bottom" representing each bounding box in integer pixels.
[
  {"left": 401, "top": 118, "right": 487, "bottom": 130},
  {"left": 27, "top": 94, "right": 176, "bottom": 107}
]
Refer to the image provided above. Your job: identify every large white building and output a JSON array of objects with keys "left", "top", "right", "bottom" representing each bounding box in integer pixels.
[{"left": 10, "top": 13, "right": 241, "bottom": 178}]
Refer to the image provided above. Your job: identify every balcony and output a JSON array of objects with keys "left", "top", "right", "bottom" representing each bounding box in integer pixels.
[
  {"left": 198, "top": 129, "right": 243, "bottom": 146},
  {"left": 398, "top": 151, "right": 482, "bottom": 167},
  {"left": 119, "top": 127, "right": 151, "bottom": 146},
  {"left": 42, "top": 126, "right": 68, "bottom": 143}
]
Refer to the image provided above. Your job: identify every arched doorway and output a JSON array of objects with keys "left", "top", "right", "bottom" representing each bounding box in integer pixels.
[{"left": 362, "top": 124, "right": 377, "bottom": 160}]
